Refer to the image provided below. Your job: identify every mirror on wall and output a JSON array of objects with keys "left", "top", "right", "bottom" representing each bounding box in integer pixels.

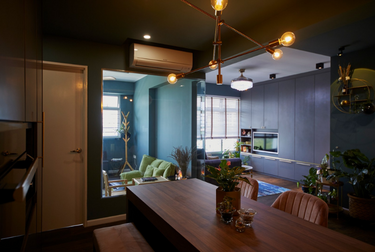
[
  {"left": 101, "top": 70, "right": 205, "bottom": 197},
  {"left": 101, "top": 70, "right": 146, "bottom": 197}
]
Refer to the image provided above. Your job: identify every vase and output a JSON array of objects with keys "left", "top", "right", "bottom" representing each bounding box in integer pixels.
[
  {"left": 216, "top": 187, "right": 241, "bottom": 215},
  {"left": 219, "top": 209, "right": 236, "bottom": 224}
]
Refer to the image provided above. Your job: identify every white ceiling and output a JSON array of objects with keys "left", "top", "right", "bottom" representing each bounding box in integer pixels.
[
  {"left": 102, "top": 48, "right": 330, "bottom": 86},
  {"left": 206, "top": 48, "right": 330, "bottom": 85}
]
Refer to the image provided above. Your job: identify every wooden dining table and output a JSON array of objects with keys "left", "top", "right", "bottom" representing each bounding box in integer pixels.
[{"left": 126, "top": 178, "right": 375, "bottom": 252}]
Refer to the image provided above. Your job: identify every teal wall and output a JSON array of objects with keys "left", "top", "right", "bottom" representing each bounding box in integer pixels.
[
  {"left": 330, "top": 47, "right": 375, "bottom": 207},
  {"left": 154, "top": 79, "right": 194, "bottom": 176}
]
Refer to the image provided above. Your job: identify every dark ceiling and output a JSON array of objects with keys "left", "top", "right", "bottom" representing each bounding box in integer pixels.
[{"left": 41, "top": 0, "right": 375, "bottom": 82}]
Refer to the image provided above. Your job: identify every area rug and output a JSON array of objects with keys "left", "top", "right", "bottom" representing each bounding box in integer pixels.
[{"left": 257, "top": 180, "right": 290, "bottom": 198}]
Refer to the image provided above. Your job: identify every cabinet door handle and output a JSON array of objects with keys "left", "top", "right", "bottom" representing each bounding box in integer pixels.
[
  {"left": 252, "top": 156, "right": 262, "bottom": 159},
  {"left": 296, "top": 162, "right": 311, "bottom": 166},
  {"left": 279, "top": 160, "right": 292, "bottom": 163},
  {"left": 265, "top": 158, "right": 276, "bottom": 161}
]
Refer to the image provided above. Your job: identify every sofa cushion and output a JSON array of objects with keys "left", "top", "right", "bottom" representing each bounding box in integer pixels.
[
  {"left": 120, "top": 170, "right": 143, "bottom": 182},
  {"left": 144, "top": 165, "right": 155, "bottom": 177},
  {"left": 150, "top": 159, "right": 164, "bottom": 168},
  {"left": 158, "top": 161, "right": 176, "bottom": 177},
  {"left": 152, "top": 167, "right": 165, "bottom": 177},
  {"left": 139, "top": 155, "right": 156, "bottom": 175}
]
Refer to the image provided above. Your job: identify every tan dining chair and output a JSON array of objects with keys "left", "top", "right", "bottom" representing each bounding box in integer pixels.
[
  {"left": 238, "top": 176, "right": 259, "bottom": 201},
  {"left": 271, "top": 190, "right": 329, "bottom": 227},
  {"left": 103, "top": 170, "right": 128, "bottom": 197}
]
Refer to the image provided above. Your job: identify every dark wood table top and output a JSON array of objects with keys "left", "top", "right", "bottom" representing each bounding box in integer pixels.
[{"left": 126, "top": 178, "right": 375, "bottom": 252}]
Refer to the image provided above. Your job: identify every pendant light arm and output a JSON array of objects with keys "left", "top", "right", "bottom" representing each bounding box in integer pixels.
[{"left": 181, "top": 0, "right": 216, "bottom": 19}]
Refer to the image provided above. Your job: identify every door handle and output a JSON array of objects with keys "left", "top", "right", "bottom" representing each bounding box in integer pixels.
[
  {"left": 70, "top": 148, "right": 82, "bottom": 153},
  {"left": 1, "top": 151, "right": 18, "bottom": 156}
]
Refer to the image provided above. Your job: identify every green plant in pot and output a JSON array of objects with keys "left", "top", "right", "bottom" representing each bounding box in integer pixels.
[
  {"left": 328, "top": 149, "right": 375, "bottom": 221},
  {"left": 299, "top": 167, "right": 318, "bottom": 194}
]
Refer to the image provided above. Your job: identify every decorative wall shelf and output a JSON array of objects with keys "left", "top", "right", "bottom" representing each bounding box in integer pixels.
[{"left": 332, "top": 78, "right": 374, "bottom": 114}]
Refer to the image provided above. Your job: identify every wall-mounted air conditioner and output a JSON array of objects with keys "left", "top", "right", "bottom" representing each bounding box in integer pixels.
[{"left": 129, "top": 43, "right": 193, "bottom": 73}]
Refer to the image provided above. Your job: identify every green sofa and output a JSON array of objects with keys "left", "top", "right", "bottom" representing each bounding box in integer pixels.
[{"left": 120, "top": 154, "right": 176, "bottom": 182}]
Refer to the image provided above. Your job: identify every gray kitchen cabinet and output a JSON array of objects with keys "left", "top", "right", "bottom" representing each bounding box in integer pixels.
[
  {"left": 240, "top": 89, "right": 252, "bottom": 129},
  {"left": 264, "top": 82, "right": 279, "bottom": 129},
  {"left": 278, "top": 160, "right": 295, "bottom": 179},
  {"left": 295, "top": 75, "right": 315, "bottom": 163},
  {"left": 251, "top": 156, "right": 264, "bottom": 172},
  {"left": 314, "top": 71, "right": 330, "bottom": 163},
  {"left": 263, "top": 157, "right": 278, "bottom": 176},
  {"left": 278, "top": 79, "right": 295, "bottom": 160},
  {"left": 251, "top": 86, "right": 264, "bottom": 129}
]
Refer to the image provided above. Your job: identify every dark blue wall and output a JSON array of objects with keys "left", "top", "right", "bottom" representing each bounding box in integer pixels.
[{"left": 330, "top": 47, "right": 375, "bottom": 207}]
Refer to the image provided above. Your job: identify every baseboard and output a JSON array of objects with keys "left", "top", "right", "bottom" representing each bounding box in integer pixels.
[{"left": 86, "top": 214, "right": 127, "bottom": 227}]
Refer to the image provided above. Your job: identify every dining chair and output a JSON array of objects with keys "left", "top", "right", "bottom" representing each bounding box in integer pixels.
[
  {"left": 238, "top": 176, "right": 259, "bottom": 201},
  {"left": 271, "top": 190, "right": 329, "bottom": 227}
]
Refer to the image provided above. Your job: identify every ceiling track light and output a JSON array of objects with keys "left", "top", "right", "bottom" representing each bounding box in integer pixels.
[
  {"left": 167, "top": 0, "right": 296, "bottom": 88},
  {"left": 316, "top": 63, "right": 324, "bottom": 70},
  {"left": 270, "top": 74, "right": 276, "bottom": 79},
  {"left": 338, "top": 46, "right": 346, "bottom": 57}
]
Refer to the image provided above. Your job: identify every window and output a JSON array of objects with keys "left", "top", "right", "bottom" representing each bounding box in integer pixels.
[
  {"left": 103, "top": 95, "right": 121, "bottom": 138},
  {"left": 204, "top": 96, "right": 240, "bottom": 152}
]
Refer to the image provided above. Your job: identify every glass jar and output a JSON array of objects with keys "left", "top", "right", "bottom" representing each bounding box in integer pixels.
[
  {"left": 235, "top": 218, "right": 246, "bottom": 232},
  {"left": 237, "top": 208, "right": 257, "bottom": 227}
]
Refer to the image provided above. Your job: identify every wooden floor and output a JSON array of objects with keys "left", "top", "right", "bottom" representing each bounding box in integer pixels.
[{"left": 2, "top": 172, "right": 374, "bottom": 251}]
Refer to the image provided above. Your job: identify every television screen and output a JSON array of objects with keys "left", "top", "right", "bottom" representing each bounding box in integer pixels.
[{"left": 252, "top": 132, "right": 279, "bottom": 154}]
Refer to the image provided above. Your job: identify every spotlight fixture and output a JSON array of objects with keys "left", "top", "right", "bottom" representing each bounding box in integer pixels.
[
  {"left": 338, "top": 46, "right": 345, "bottom": 57},
  {"left": 167, "top": 0, "right": 296, "bottom": 89},
  {"left": 231, "top": 69, "right": 253, "bottom": 91},
  {"left": 143, "top": 34, "right": 151, "bottom": 39},
  {"left": 270, "top": 74, "right": 276, "bottom": 79},
  {"left": 316, "top": 63, "right": 324, "bottom": 70}
]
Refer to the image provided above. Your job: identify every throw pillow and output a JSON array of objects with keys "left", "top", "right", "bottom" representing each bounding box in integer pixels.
[
  {"left": 161, "top": 162, "right": 177, "bottom": 177},
  {"left": 139, "top": 155, "right": 156, "bottom": 175},
  {"left": 152, "top": 167, "right": 165, "bottom": 177},
  {"left": 150, "top": 159, "right": 164, "bottom": 168},
  {"left": 144, "top": 165, "right": 155, "bottom": 177}
]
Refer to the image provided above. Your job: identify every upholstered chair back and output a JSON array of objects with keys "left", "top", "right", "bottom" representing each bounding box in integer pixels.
[
  {"left": 238, "top": 177, "right": 259, "bottom": 201},
  {"left": 271, "top": 190, "right": 329, "bottom": 227}
]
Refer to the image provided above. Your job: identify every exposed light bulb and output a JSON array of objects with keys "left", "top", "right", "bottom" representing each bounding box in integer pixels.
[
  {"left": 143, "top": 34, "right": 151, "bottom": 39},
  {"left": 167, "top": 73, "right": 178, "bottom": 84},
  {"left": 280, "top": 32, "right": 295, "bottom": 47},
  {"left": 211, "top": 0, "right": 228, "bottom": 11},
  {"left": 209, "top": 60, "right": 218, "bottom": 70},
  {"left": 272, "top": 49, "right": 283, "bottom": 60}
]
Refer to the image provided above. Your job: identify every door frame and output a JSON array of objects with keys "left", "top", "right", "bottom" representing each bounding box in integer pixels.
[{"left": 42, "top": 61, "right": 88, "bottom": 227}]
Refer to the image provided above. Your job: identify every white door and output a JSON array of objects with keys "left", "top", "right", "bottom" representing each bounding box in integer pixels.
[{"left": 42, "top": 62, "right": 87, "bottom": 231}]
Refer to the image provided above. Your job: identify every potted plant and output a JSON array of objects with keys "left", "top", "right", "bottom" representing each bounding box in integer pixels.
[
  {"left": 299, "top": 167, "right": 318, "bottom": 194},
  {"left": 328, "top": 149, "right": 375, "bottom": 221},
  {"left": 205, "top": 159, "right": 251, "bottom": 214},
  {"left": 217, "top": 196, "right": 236, "bottom": 224}
]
